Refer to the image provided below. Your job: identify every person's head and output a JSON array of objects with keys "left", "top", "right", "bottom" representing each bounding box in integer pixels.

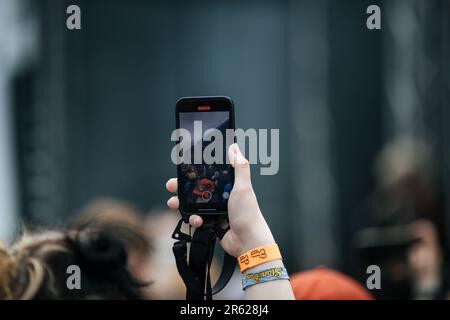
[
  {"left": 0, "top": 226, "right": 146, "bottom": 299},
  {"left": 71, "top": 198, "right": 152, "bottom": 283},
  {"left": 374, "top": 136, "right": 445, "bottom": 238},
  {"left": 375, "top": 136, "right": 438, "bottom": 217},
  {"left": 0, "top": 199, "right": 152, "bottom": 300}
]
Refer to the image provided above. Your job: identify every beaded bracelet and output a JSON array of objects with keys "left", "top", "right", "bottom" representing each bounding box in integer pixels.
[{"left": 242, "top": 267, "right": 290, "bottom": 290}]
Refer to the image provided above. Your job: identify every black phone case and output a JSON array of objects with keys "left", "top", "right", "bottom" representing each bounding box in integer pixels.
[{"left": 175, "top": 96, "right": 235, "bottom": 221}]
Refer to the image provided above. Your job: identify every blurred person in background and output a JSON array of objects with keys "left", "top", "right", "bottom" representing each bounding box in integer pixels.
[
  {"left": 354, "top": 136, "right": 449, "bottom": 299},
  {"left": 71, "top": 198, "right": 152, "bottom": 287},
  {"left": 0, "top": 144, "right": 290, "bottom": 299},
  {"left": 0, "top": 208, "right": 150, "bottom": 299}
]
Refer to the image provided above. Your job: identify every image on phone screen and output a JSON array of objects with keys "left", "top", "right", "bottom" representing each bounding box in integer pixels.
[{"left": 178, "top": 111, "right": 233, "bottom": 205}]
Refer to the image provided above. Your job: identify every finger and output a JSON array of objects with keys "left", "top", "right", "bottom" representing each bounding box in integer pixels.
[
  {"left": 228, "top": 143, "right": 251, "bottom": 189},
  {"left": 166, "top": 196, "right": 179, "bottom": 209},
  {"left": 166, "top": 178, "right": 178, "bottom": 193},
  {"left": 189, "top": 215, "right": 204, "bottom": 228}
]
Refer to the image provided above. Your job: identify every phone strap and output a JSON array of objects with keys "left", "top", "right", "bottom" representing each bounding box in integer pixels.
[{"left": 172, "top": 216, "right": 236, "bottom": 300}]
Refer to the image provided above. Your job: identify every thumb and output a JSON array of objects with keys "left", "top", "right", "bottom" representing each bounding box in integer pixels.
[{"left": 228, "top": 143, "right": 251, "bottom": 189}]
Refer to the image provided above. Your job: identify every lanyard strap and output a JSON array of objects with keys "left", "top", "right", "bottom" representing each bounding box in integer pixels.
[{"left": 172, "top": 217, "right": 236, "bottom": 300}]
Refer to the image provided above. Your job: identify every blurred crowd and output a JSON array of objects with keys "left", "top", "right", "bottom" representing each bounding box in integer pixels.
[{"left": 0, "top": 135, "right": 448, "bottom": 300}]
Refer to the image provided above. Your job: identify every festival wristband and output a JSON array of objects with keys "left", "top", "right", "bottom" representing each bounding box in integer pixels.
[
  {"left": 238, "top": 243, "right": 282, "bottom": 273},
  {"left": 242, "top": 267, "right": 289, "bottom": 290}
]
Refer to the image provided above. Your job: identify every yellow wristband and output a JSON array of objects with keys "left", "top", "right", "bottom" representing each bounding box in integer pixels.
[{"left": 238, "top": 243, "right": 282, "bottom": 273}]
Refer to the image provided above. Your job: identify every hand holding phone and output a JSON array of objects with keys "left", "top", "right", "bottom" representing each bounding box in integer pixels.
[
  {"left": 167, "top": 143, "right": 275, "bottom": 257},
  {"left": 168, "top": 101, "right": 294, "bottom": 299}
]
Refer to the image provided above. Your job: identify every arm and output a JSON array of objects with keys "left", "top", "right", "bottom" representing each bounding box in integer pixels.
[{"left": 166, "top": 143, "right": 294, "bottom": 300}]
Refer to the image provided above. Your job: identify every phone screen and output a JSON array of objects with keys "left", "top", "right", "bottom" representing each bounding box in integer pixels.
[{"left": 176, "top": 97, "right": 234, "bottom": 214}]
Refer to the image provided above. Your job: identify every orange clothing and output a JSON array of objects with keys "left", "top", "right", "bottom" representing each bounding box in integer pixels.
[{"left": 290, "top": 267, "right": 374, "bottom": 300}]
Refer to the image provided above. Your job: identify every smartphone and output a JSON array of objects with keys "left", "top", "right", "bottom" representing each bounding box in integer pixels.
[{"left": 175, "top": 96, "right": 235, "bottom": 217}]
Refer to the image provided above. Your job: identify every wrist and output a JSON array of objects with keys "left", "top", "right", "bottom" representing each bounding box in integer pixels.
[{"left": 239, "top": 218, "right": 275, "bottom": 255}]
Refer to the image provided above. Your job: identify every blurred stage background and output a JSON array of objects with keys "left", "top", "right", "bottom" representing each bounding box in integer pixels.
[{"left": 0, "top": 0, "right": 449, "bottom": 298}]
